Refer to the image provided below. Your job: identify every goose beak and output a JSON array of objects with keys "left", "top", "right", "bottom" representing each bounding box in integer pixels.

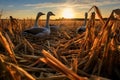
[
  {"left": 52, "top": 14, "right": 55, "bottom": 16},
  {"left": 42, "top": 13, "right": 45, "bottom": 15}
]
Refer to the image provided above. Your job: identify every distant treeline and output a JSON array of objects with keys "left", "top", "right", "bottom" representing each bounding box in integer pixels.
[
  {"left": 55, "top": 18, "right": 108, "bottom": 21},
  {"left": 0, "top": 18, "right": 108, "bottom": 21}
]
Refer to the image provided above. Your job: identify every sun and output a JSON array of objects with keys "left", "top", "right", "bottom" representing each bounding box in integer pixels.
[{"left": 62, "top": 8, "right": 74, "bottom": 18}]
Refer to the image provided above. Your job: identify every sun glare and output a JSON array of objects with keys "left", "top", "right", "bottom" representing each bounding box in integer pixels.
[{"left": 62, "top": 8, "right": 74, "bottom": 18}]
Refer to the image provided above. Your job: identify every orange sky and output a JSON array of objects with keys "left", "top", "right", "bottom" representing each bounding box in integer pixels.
[{"left": 0, "top": 0, "right": 120, "bottom": 19}]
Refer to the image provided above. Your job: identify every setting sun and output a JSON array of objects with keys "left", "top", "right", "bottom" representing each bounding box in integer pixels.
[{"left": 62, "top": 8, "right": 74, "bottom": 18}]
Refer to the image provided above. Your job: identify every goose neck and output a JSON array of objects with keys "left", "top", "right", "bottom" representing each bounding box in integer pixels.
[
  {"left": 84, "top": 13, "right": 88, "bottom": 27},
  {"left": 34, "top": 14, "right": 40, "bottom": 27},
  {"left": 45, "top": 15, "right": 50, "bottom": 28}
]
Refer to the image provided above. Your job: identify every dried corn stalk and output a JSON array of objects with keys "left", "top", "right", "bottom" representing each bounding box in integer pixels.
[
  {"left": 41, "top": 49, "right": 88, "bottom": 80},
  {"left": 0, "top": 32, "right": 17, "bottom": 64},
  {"left": 79, "top": 6, "right": 120, "bottom": 79}
]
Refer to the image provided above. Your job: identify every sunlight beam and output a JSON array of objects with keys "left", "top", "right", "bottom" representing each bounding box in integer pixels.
[{"left": 62, "top": 7, "right": 74, "bottom": 18}]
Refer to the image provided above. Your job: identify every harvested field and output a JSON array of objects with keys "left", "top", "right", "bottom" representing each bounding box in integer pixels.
[{"left": 0, "top": 6, "right": 120, "bottom": 80}]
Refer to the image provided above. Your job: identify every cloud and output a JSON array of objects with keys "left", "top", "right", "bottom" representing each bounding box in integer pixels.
[
  {"left": 8, "top": 5, "right": 14, "bottom": 7},
  {"left": 24, "top": 2, "right": 69, "bottom": 8},
  {"left": 65, "top": 0, "right": 120, "bottom": 8},
  {"left": 93, "top": 0, "right": 120, "bottom": 6},
  {"left": 24, "top": 0, "right": 120, "bottom": 9}
]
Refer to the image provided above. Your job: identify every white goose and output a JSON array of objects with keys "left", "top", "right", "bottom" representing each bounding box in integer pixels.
[
  {"left": 76, "top": 12, "right": 88, "bottom": 34},
  {"left": 23, "top": 11, "right": 55, "bottom": 37},
  {"left": 23, "top": 12, "right": 45, "bottom": 34}
]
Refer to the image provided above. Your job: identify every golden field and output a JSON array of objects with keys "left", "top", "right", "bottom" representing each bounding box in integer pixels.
[{"left": 0, "top": 6, "right": 120, "bottom": 80}]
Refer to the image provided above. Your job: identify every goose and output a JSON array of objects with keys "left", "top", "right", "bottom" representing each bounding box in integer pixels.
[
  {"left": 23, "top": 11, "right": 55, "bottom": 37},
  {"left": 22, "top": 12, "right": 45, "bottom": 35},
  {"left": 76, "top": 12, "right": 88, "bottom": 34},
  {"left": 24, "top": 12, "right": 45, "bottom": 30}
]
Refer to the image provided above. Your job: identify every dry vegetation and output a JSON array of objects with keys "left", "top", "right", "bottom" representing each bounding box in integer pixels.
[{"left": 0, "top": 6, "right": 120, "bottom": 80}]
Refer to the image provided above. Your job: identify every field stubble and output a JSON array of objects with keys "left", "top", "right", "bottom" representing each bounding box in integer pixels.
[{"left": 0, "top": 6, "right": 120, "bottom": 80}]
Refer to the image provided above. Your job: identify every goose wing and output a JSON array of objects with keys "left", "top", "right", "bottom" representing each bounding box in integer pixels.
[{"left": 23, "top": 27, "right": 46, "bottom": 35}]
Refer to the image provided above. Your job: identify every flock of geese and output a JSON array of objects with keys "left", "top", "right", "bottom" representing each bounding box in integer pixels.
[
  {"left": 23, "top": 11, "right": 55, "bottom": 37},
  {"left": 22, "top": 11, "right": 88, "bottom": 37}
]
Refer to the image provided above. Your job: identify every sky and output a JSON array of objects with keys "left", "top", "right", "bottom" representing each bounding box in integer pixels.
[{"left": 0, "top": 0, "right": 120, "bottom": 19}]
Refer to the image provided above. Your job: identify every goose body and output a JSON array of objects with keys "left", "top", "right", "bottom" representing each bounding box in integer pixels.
[
  {"left": 50, "top": 24, "right": 60, "bottom": 32},
  {"left": 76, "top": 12, "right": 88, "bottom": 34},
  {"left": 23, "top": 11, "right": 55, "bottom": 37}
]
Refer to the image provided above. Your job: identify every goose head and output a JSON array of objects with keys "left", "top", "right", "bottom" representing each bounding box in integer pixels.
[
  {"left": 37, "top": 12, "right": 45, "bottom": 16},
  {"left": 47, "top": 11, "right": 55, "bottom": 17}
]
